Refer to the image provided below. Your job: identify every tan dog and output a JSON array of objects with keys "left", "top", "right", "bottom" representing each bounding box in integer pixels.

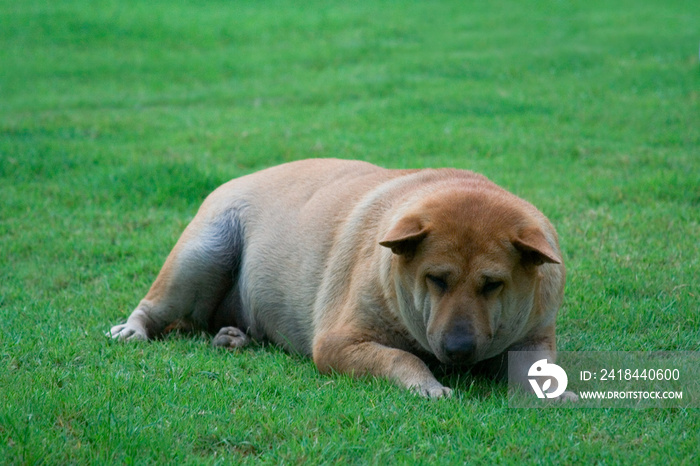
[{"left": 108, "top": 158, "right": 568, "bottom": 398}]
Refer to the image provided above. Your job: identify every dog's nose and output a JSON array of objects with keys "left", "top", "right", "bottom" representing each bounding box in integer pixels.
[{"left": 442, "top": 330, "right": 476, "bottom": 363}]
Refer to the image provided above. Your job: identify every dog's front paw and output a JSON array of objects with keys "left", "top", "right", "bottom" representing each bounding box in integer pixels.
[
  {"left": 412, "top": 382, "right": 453, "bottom": 399},
  {"left": 555, "top": 390, "right": 579, "bottom": 402},
  {"left": 106, "top": 323, "right": 148, "bottom": 342},
  {"left": 212, "top": 326, "right": 250, "bottom": 349}
]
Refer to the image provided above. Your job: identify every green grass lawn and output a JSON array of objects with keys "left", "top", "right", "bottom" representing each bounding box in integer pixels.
[{"left": 2, "top": 0, "right": 699, "bottom": 463}]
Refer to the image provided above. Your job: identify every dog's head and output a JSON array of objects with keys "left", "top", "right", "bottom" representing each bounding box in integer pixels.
[{"left": 379, "top": 186, "right": 564, "bottom": 365}]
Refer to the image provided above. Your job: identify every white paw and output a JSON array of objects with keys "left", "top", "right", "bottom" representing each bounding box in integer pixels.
[
  {"left": 106, "top": 323, "right": 148, "bottom": 341},
  {"left": 412, "top": 383, "right": 453, "bottom": 399},
  {"left": 555, "top": 390, "right": 579, "bottom": 402}
]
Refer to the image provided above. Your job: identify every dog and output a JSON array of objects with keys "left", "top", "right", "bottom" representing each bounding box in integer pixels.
[{"left": 108, "top": 158, "right": 570, "bottom": 399}]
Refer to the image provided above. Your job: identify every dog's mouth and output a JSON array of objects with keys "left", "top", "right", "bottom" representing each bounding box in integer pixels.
[
  {"left": 433, "top": 342, "right": 481, "bottom": 366},
  {"left": 439, "top": 353, "right": 479, "bottom": 367}
]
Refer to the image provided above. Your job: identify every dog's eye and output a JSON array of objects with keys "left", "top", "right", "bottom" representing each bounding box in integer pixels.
[
  {"left": 426, "top": 274, "right": 448, "bottom": 293},
  {"left": 482, "top": 280, "right": 504, "bottom": 295}
]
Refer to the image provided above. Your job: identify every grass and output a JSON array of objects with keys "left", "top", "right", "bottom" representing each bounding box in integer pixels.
[{"left": 1, "top": 0, "right": 699, "bottom": 463}]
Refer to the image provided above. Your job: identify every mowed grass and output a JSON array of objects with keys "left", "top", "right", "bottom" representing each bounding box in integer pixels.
[{"left": 1, "top": 0, "right": 699, "bottom": 463}]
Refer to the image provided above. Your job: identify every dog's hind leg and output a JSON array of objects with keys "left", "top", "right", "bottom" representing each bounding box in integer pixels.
[
  {"left": 208, "top": 283, "right": 251, "bottom": 349},
  {"left": 108, "top": 207, "right": 245, "bottom": 341}
]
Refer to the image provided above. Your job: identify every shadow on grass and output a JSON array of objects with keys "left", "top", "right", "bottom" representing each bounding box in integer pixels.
[{"left": 156, "top": 328, "right": 511, "bottom": 400}]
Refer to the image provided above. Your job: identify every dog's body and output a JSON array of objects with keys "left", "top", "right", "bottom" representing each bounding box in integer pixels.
[{"left": 109, "top": 159, "right": 568, "bottom": 398}]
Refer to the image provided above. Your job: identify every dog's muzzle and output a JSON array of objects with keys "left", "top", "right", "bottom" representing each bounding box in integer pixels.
[{"left": 441, "top": 325, "right": 477, "bottom": 364}]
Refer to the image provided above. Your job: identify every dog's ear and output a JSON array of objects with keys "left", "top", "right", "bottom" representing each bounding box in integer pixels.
[
  {"left": 513, "top": 227, "right": 562, "bottom": 265},
  {"left": 379, "top": 216, "right": 428, "bottom": 256}
]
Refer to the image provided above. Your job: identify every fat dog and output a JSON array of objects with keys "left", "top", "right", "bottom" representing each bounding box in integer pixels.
[{"left": 108, "top": 158, "right": 568, "bottom": 398}]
